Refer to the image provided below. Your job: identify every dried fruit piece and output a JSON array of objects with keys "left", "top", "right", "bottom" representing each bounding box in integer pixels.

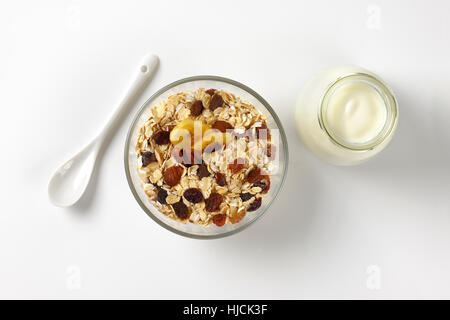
[
  {"left": 197, "top": 163, "right": 210, "bottom": 179},
  {"left": 228, "top": 158, "right": 246, "bottom": 174},
  {"left": 215, "top": 172, "right": 226, "bottom": 186},
  {"left": 209, "top": 93, "right": 224, "bottom": 111},
  {"left": 247, "top": 198, "right": 262, "bottom": 212},
  {"left": 229, "top": 210, "right": 246, "bottom": 224},
  {"left": 212, "top": 214, "right": 227, "bottom": 227},
  {"left": 163, "top": 165, "right": 183, "bottom": 187},
  {"left": 157, "top": 188, "right": 168, "bottom": 204},
  {"left": 141, "top": 151, "right": 156, "bottom": 167},
  {"left": 190, "top": 100, "right": 204, "bottom": 117},
  {"left": 240, "top": 193, "right": 253, "bottom": 202},
  {"left": 205, "top": 192, "right": 223, "bottom": 212},
  {"left": 263, "top": 178, "right": 271, "bottom": 194},
  {"left": 183, "top": 188, "right": 204, "bottom": 204},
  {"left": 153, "top": 130, "right": 170, "bottom": 145},
  {"left": 247, "top": 167, "right": 263, "bottom": 183},
  {"left": 252, "top": 179, "right": 270, "bottom": 194},
  {"left": 172, "top": 200, "right": 190, "bottom": 220},
  {"left": 252, "top": 181, "right": 266, "bottom": 190},
  {"left": 205, "top": 88, "right": 216, "bottom": 96},
  {"left": 266, "top": 144, "right": 276, "bottom": 159},
  {"left": 212, "top": 120, "right": 233, "bottom": 133},
  {"left": 173, "top": 148, "right": 201, "bottom": 167}
]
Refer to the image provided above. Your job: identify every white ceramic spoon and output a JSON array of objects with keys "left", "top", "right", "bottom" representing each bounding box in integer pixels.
[{"left": 48, "top": 54, "right": 159, "bottom": 207}]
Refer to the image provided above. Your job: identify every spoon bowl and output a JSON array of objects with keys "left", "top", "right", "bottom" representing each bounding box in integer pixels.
[{"left": 48, "top": 141, "right": 99, "bottom": 207}]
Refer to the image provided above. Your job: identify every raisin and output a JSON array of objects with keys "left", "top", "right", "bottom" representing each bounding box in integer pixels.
[
  {"left": 157, "top": 188, "right": 168, "bottom": 204},
  {"left": 173, "top": 148, "right": 200, "bottom": 167},
  {"left": 197, "top": 163, "right": 210, "bottom": 179},
  {"left": 153, "top": 130, "right": 170, "bottom": 145},
  {"left": 247, "top": 167, "right": 263, "bottom": 183},
  {"left": 204, "top": 142, "right": 222, "bottom": 154},
  {"left": 190, "top": 100, "right": 204, "bottom": 117},
  {"left": 172, "top": 200, "right": 190, "bottom": 220},
  {"left": 212, "top": 120, "right": 233, "bottom": 133},
  {"left": 253, "top": 178, "right": 270, "bottom": 193},
  {"left": 252, "top": 181, "right": 266, "bottom": 189},
  {"left": 163, "top": 166, "right": 183, "bottom": 187},
  {"left": 141, "top": 151, "right": 156, "bottom": 167},
  {"left": 215, "top": 172, "right": 226, "bottom": 186},
  {"left": 251, "top": 181, "right": 264, "bottom": 192},
  {"left": 240, "top": 193, "right": 254, "bottom": 202},
  {"left": 205, "top": 192, "right": 223, "bottom": 212},
  {"left": 205, "top": 89, "right": 216, "bottom": 96},
  {"left": 228, "top": 158, "right": 245, "bottom": 174},
  {"left": 183, "top": 188, "right": 204, "bottom": 204},
  {"left": 247, "top": 198, "right": 262, "bottom": 212},
  {"left": 212, "top": 214, "right": 227, "bottom": 227},
  {"left": 209, "top": 93, "right": 224, "bottom": 111},
  {"left": 266, "top": 144, "right": 276, "bottom": 159}
]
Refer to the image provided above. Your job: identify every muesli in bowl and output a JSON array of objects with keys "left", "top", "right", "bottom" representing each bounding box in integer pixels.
[
  {"left": 135, "top": 88, "right": 275, "bottom": 226},
  {"left": 125, "top": 76, "right": 288, "bottom": 238}
]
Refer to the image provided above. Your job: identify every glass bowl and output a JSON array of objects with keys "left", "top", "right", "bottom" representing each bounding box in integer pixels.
[{"left": 124, "top": 76, "right": 288, "bottom": 239}]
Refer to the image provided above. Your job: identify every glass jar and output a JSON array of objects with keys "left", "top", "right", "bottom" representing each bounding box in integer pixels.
[{"left": 295, "top": 66, "right": 398, "bottom": 165}]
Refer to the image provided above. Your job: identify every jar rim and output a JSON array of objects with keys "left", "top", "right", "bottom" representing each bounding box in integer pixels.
[{"left": 319, "top": 73, "right": 398, "bottom": 151}]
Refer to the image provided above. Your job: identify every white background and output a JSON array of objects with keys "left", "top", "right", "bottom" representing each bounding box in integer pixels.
[{"left": 1, "top": 0, "right": 449, "bottom": 299}]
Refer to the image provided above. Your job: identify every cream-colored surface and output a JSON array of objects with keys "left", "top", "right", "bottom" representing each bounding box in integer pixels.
[{"left": 325, "top": 81, "right": 387, "bottom": 145}]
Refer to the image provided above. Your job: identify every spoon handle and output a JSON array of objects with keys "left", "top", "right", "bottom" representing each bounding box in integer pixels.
[{"left": 96, "top": 54, "right": 159, "bottom": 147}]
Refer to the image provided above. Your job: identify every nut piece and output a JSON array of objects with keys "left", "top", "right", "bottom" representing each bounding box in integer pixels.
[
  {"left": 153, "top": 130, "right": 170, "bottom": 145},
  {"left": 190, "top": 100, "right": 204, "bottom": 117},
  {"left": 209, "top": 93, "right": 224, "bottom": 111},
  {"left": 212, "top": 214, "right": 227, "bottom": 227},
  {"left": 205, "top": 192, "right": 223, "bottom": 212},
  {"left": 163, "top": 166, "right": 183, "bottom": 187},
  {"left": 183, "top": 188, "right": 204, "bottom": 204}
]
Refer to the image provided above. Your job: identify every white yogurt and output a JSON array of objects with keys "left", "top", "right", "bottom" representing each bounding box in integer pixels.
[{"left": 295, "top": 66, "right": 398, "bottom": 165}]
